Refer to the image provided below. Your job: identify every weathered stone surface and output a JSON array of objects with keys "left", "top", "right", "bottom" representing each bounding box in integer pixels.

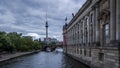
[{"left": 63, "top": 0, "right": 120, "bottom": 68}]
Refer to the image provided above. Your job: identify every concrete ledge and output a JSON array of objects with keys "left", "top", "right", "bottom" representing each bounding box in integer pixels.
[{"left": 0, "top": 50, "right": 40, "bottom": 64}]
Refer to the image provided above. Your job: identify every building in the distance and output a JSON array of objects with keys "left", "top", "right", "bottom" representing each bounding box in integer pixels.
[
  {"left": 63, "top": 0, "right": 120, "bottom": 68},
  {"left": 44, "top": 37, "right": 58, "bottom": 44}
]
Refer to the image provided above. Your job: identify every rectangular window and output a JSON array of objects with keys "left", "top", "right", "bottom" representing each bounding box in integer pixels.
[
  {"left": 90, "top": 24, "right": 93, "bottom": 43},
  {"left": 86, "top": 18, "right": 89, "bottom": 43},
  {"left": 80, "top": 50, "right": 82, "bottom": 54},
  {"left": 99, "top": 53, "right": 104, "bottom": 61},
  {"left": 89, "top": 50, "right": 91, "bottom": 57},
  {"left": 90, "top": 13, "right": 93, "bottom": 43},
  {"left": 84, "top": 50, "right": 86, "bottom": 56},
  {"left": 81, "top": 30, "right": 83, "bottom": 44},
  {"left": 91, "top": 14, "right": 93, "bottom": 23}
]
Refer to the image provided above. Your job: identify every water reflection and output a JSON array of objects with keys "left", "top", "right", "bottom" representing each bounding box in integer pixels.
[
  {"left": 0, "top": 48, "right": 89, "bottom": 68},
  {"left": 62, "top": 55, "right": 89, "bottom": 68}
]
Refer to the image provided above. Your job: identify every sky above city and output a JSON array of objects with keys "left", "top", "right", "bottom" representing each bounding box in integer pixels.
[{"left": 0, "top": 0, "right": 86, "bottom": 41}]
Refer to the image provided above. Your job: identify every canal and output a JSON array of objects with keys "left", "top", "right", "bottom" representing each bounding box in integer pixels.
[{"left": 0, "top": 49, "right": 89, "bottom": 68}]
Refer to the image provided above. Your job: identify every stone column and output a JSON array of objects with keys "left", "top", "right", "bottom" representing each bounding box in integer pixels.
[
  {"left": 88, "top": 17, "right": 90, "bottom": 46},
  {"left": 75, "top": 24, "right": 76, "bottom": 46},
  {"left": 116, "top": 0, "right": 120, "bottom": 42},
  {"left": 79, "top": 23, "right": 81, "bottom": 45},
  {"left": 78, "top": 23, "right": 80, "bottom": 45},
  {"left": 76, "top": 24, "right": 78, "bottom": 46},
  {"left": 83, "top": 20, "right": 85, "bottom": 45},
  {"left": 81, "top": 22, "right": 83, "bottom": 45},
  {"left": 95, "top": 4, "right": 100, "bottom": 46},
  {"left": 72, "top": 28, "right": 74, "bottom": 46},
  {"left": 71, "top": 30, "right": 72, "bottom": 45},
  {"left": 89, "top": 14, "right": 91, "bottom": 46},
  {"left": 85, "top": 17, "right": 89, "bottom": 46},
  {"left": 72, "top": 26, "right": 74, "bottom": 45},
  {"left": 78, "top": 24, "right": 79, "bottom": 45},
  {"left": 93, "top": 10, "right": 96, "bottom": 44},
  {"left": 110, "top": 0, "right": 116, "bottom": 43},
  {"left": 74, "top": 26, "right": 75, "bottom": 45},
  {"left": 72, "top": 26, "right": 74, "bottom": 46},
  {"left": 86, "top": 16, "right": 90, "bottom": 43},
  {"left": 75, "top": 25, "right": 77, "bottom": 46},
  {"left": 75, "top": 25, "right": 77, "bottom": 54}
]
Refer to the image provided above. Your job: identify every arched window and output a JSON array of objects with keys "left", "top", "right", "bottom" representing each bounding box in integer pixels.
[
  {"left": 90, "top": 14, "right": 93, "bottom": 43},
  {"left": 104, "top": 23, "right": 109, "bottom": 44},
  {"left": 84, "top": 18, "right": 89, "bottom": 44},
  {"left": 81, "top": 22, "right": 83, "bottom": 44},
  {"left": 91, "top": 14, "right": 93, "bottom": 23}
]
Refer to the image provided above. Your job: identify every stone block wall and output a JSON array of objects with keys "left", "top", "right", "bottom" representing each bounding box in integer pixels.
[{"left": 65, "top": 46, "right": 119, "bottom": 68}]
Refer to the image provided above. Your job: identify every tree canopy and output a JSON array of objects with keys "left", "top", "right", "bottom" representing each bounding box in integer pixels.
[{"left": 0, "top": 32, "right": 42, "bottom": 52}]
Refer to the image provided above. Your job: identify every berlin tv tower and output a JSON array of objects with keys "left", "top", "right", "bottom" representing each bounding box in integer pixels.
[{"left": 45, "top": 12, "right": 48, "bottom": 40}]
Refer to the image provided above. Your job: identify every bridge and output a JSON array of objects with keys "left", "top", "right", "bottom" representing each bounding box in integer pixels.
[{"left": 41, "top": 45, "right": 62, "bottom": 52}]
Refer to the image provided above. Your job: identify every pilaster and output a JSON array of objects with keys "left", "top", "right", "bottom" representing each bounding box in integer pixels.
[
  {"left": 95, "top": 4, "right": 100, "bottom": 47},
  {"left": 110, "top": 0, "right": 116, "bottom": 45},
  {"left": 116, "top": 0, "right": 120, "bottom": 46}
]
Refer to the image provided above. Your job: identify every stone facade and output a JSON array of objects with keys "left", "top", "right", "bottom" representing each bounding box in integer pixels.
[{"left": 63, "top": 0, "right": 120, "bottom": 68}]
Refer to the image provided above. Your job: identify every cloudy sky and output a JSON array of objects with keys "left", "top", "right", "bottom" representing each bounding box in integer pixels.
[{"left": 0, "top": 0, "right": 86, "bottom": 41}]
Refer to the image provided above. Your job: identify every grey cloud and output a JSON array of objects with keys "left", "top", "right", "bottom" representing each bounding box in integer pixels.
[{"left": 0, "top": 0, "right": 86, "bottom": 41}]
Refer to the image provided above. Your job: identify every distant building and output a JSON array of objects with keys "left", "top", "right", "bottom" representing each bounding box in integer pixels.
[
  {"left": 56, "top": 41, "right": 63, "bottom": 46},
  {"left": 63, "top": 0, "right": 120, "bottom": 68},
  {"left": 38, "top": 38, "right": 41, "bottom": 42},
  {"left": 44, "top": 37, "right": 58, "bottom": 44}
]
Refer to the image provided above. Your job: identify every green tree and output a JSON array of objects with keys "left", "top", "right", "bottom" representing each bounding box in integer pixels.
[
  {"left": 0, "top": 31, "right": 42, "bottom": 52},
  {"left": 20, "top": 36, "right": 33, "bottom": 51},
  {"left": 7, "top": 32, "right": 22, "bottom": 51},
  {"left": 0, "top": 35, "right": 15, "bottom": 52},
  {"left": 33, "top": 40, "right": 41, "bottom": 50},
  {"left": 0, "top": 32, "right": 7, "bottom": 51}
]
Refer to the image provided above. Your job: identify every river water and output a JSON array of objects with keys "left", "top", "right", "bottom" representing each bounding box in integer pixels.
[{"left": 0, "top": 48, "right": 89, "bottom": 68}]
